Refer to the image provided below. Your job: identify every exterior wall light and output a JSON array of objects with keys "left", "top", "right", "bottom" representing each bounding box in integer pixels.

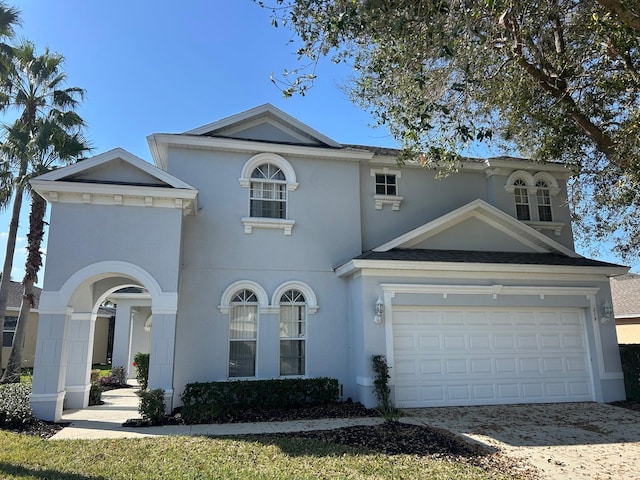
[
  {"left": 601, "top": 301, "right": 613, "bottom": 324},
  {"left": 374, "top": 296, "right": 385, "bottom": 324}
]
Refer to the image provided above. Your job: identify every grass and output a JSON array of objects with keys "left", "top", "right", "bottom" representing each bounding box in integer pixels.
[{"left": 0, "top": 431, "right": 523, "bottom": 480}]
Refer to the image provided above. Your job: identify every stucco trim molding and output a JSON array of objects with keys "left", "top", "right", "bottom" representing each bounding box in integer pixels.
[
  {"left": 218, "top": 280, "right": 270, "bottom": 314},
  {"left": 271, "top": 281, "right": 319, "bottom": 314}
]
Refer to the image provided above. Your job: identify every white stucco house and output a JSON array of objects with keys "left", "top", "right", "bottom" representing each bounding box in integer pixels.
[{"left": 28, "top": 104, "right": 628, "bottom": 421}]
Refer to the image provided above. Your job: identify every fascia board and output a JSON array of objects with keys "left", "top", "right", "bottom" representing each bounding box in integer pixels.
[
  {"left": 335, "top": 259, "right": 629, "bottom": 278},
  {"left": 615, "top": 314, "right": 640, "bottom": 320},
  {"left": 30, "top": 179, "right": 198, "bottom": 200},
  {"left": 380, "top": 283, "right": 600, "bottom": 298},
  {"left": 149, "top": 133, "right": 373, "bottom": 161}
]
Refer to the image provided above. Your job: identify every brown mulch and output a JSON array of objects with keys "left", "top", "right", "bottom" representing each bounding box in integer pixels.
[
  {"left": 609, "top": 400, "right": 640, "bottom": 411},
  {"left": 2, "top": 419, "right": 67, "bottom": 438}
]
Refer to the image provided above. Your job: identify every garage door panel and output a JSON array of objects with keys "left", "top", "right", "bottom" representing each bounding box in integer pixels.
[{"left": 393, "top": 307, "right": 593, "bottom": 407}]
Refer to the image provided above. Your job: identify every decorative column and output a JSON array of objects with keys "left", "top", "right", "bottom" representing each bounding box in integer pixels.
[
  {"left": 147, "top": 311, "right": 177, "bottom": 413},
  {"left": 111, "top": 302, "right": 133, "bottom": 377},
  {"left": 63, "top": 312, "right": 96, "bottom": 409},
  {"left": 30, "top": 308, "right": 71, "bottom": 422}
]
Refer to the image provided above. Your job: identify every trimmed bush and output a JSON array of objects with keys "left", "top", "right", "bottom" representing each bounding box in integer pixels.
[
  {"left": 181, "top": 377, "right": 339, "bottom": 424},
  {"left": 111, "top": 366, "right": 127, "bottom": 386},
  {"left": 372, "top": 355, "right": 400, "bottom": 422},
  {"left": 90, "top": 369, "right": 101, "bottom": 383},
  {"left": 139, "top": 388, "right": 166, "bottom": 424},
  {"left": 88, "top": 383, "right": 102, "bottom": 406},
  {"left": 0, "top": 383, "right": 34, "bottom": 428},
  {"left": 133, "top": 353, "right": 149, "bottom": 390},
  {"left": 619, "top": 344, "right": 640, "bottom": 400}
]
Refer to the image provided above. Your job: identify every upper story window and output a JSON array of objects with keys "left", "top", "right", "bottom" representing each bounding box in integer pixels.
[
  {"left": 279, "top": 289, "right": 306, "bottom": 376},
  {"left": 370, "top": 168, "right": 403, "bottom": 210},
  {"left": 536, "top": 181, "right": 553, "bottom": 221},
  {"left": 513, "top": 179, "right": 531, "bottom": 221},
  {"left": 250, "top": 164, "right": 287, "bottom": 219},
  {"left": 229, "top": 289, "right": 258, "bottom": 378},
  {"left": 240, "top": 153, "right": 298, "bottom": 235}
]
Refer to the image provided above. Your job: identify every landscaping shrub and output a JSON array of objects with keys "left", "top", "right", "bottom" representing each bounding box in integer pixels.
[
  {"left": 90, "top": 369, "right": 101, "bottom": 383},
  {"left": 88, "top": 383, "right": 102, "bottom": 406},
  {"left": 372, "top": 355, "right": 401, "bottom": 422},
  {"left": 619, "top": 344, "right": 640, "bottom": 400},
  {"left": 139, "top": 388, "right": 166, "bottom": 424},
  {"left": 111, "top": 366, "right": 127, "bottom": 386},
  {"left": 180, "top": 377, "right": 339, "bottom": 424},
  {"left": 133, "top": 353, "right": 149, "bottom": 390},
  {"left": 0, "top": 383, "right": 34, "bottom": 428}
]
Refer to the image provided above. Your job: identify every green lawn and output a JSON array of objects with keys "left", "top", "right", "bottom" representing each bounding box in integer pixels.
[{"left": 0, "top": 431, "right": 524, "bottom": 480}]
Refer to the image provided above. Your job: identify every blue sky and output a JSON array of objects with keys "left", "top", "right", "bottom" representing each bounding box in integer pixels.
[{"left": 1, "top": 0, "right": 636, "bottom": 283}]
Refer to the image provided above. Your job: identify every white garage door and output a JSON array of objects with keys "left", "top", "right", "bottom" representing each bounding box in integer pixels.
[{"left": 392, "top": 307, "right": 593, "bottom": 407}]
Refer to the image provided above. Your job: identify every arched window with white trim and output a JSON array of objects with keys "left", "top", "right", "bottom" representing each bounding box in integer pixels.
[
  {"left": 250, "top": 163, "right": 287, "bottom": 219},
  {"left": 228, "top": 289, "right": 258, "bottom": 378},
  {"left": 513, "top": 179, "right": 531, "bottom": 221},
  {"left": 279, "top": 289, "right": 306, "bottom": 376},
  {"left": 536, "top": 180, "right": 553, "bottom": 221}
]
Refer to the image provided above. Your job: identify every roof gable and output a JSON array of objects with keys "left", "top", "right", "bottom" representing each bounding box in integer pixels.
[
  {"left": 183, "top": 104, "right": 342, "bottom": 148},
  {"left": 373, "top": 199, "right": 579, "bottom": 257},
  {"left": 34, "top": 148, "right": 194, "bottom": 189}
]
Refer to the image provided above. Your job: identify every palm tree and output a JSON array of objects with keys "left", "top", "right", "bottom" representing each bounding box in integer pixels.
[
  {"left": 0, "top": 3, "right": 22, "bottom": 372},
  {"left": 0, "top": 42, "right": 87, "bottom": 382}
]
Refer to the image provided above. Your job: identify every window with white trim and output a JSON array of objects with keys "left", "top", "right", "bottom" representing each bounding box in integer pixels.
[
  {"left": 375, "top": 173, "right": 397, "bottom": 196},
  {"left": 250, "top": 163, "right": 287, "bottom": 219},
  {"left": 229, "top": 289, "right": 258, "bottom": 378},
  {"left": 370, "top": 168, "right": 403, "bottom": 210},
  {"left": 2, "top": 316, "right": 17, "bottom": 347},
  {"left": 513, "top": 179, "right": 531, "bottom": 221},
  {"left": 536, "top": 181, "right": 553, "bottom": 221},
  {"left": 239, "top": 153, "right": 298, "bottom": 235},
  {"left": 279, "top": 289, "right": 306, "bottom": 376}
]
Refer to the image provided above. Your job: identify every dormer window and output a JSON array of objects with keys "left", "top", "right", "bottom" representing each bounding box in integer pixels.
[
  {"left": 536, "top": 181, "right": 552, "bottom": 221},
  {"left": 240, "top": 153, "right": 298, "bottom": 235},
  {"left": 513, "top": 179, "right": 531, "bottom": 221}
]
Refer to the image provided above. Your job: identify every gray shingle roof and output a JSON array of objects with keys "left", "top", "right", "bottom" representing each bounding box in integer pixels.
[
  {"left": 355, "top": 249, "right": 622, "bottom": 268},
  {"left": 5, "top": 281, "right": 41, "bottom": 310},
  {"left": 610, "top": 273, "right": 640, "bottom": 317}
]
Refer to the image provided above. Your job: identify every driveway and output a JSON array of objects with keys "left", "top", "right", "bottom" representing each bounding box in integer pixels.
[{"left": 404, "top": 402, "right": 640, "bottom": 480}]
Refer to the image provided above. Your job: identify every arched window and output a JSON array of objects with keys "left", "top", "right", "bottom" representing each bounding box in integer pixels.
[
  {"left": 513, "top": 179, "right": 531, "bottom": 221},
  {"left": 229, "top": 289, "right": 258, "bottom": 378},
  {"left": 536, "top": 181, "right": 553, "bottom": 221},
  {"left": 250, "top": 163, "right": 287, "bottom": 219},
  {"left": 279, "top": 289, "right": 306, "bottom": 376}
]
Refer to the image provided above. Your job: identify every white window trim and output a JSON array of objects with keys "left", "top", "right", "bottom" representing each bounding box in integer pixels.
[
  {"left": 524, "top": 220, "right": 564, "bottom": 236},
  {"left": 277, "top": 289, "right": 308, "bottom": 377},
  {"left": 218, "top": 280, "right": 269, "bottom": 314},
  {"left": 272, "top": 281, "right": 319, "bottom": 314},
  {"left": 240, "top": 153, "right": 298, "bottom": 235},
  {"left": 370, "top": 168, "right": 403, "bottom": 210}
]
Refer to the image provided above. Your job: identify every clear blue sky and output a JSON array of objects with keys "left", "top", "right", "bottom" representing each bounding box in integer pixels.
[{"left": 0, "top": 0, "right": 636, "bottom": 283}]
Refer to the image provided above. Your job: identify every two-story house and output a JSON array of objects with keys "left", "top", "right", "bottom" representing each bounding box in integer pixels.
[{"left": 28, "top": 104, "right": 627, "bottom": 421}]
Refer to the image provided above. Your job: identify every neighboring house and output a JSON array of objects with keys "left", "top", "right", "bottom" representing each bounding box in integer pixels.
[
  {"left": 1, "top": 281, "right": 116, "bottom": 369},
  {"left": 2, "top": 281, "right": 40, "bottom": 370},
  {"left": 610, "top": 273, "right": 640, "bottom": 344},
  {"left": 27, "top": 104, "right": 628, "bottom": 422}
]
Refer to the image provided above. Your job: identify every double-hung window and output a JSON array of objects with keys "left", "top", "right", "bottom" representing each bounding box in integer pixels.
[
  {"left": 279, "top": 289, "right": 306, "bottom": 376},
  {"left": 229, "top": 289, "right": 258, "bottom": 378},
  {"left": 250, "top": 164, "right": 287, "bottom": 219},
  {"left": 536, "top": 181, "right": 553, "bottom": 221},
  {"left": 513, "top": 179, "right": 531, "bottom": 221}
]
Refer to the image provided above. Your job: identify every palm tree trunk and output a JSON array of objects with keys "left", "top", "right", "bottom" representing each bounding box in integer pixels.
[
  {"left": 0, "top": 170, "right": 26, "bottom": 373},
  {"left": 1, "top": 192, "right": 45, "bottom": 383}
]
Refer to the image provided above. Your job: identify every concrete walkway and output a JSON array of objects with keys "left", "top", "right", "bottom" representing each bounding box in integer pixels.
[{"left": 50, "top": 385, "right": 383, "bottom": 440}]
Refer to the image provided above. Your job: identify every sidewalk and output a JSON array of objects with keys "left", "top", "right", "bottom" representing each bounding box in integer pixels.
[{"left": 50, "top": 385, "right": 383, "bottom": 440}]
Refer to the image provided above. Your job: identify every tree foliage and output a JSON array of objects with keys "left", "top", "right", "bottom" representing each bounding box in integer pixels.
[{"left": 261, "top": 0, "right": 640, "bottom": 259}]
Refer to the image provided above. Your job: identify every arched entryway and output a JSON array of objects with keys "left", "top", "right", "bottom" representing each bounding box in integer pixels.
[{"left": 30, "top": 261, "right": 178, "bottom": 422}]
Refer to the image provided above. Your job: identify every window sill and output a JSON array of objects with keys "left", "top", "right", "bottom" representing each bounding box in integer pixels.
[
  {"left": 524, "top": 220, "right": 565, "bottom": 236},
  {"left": 242, "top": 217, "right": 295, "bottom": 235},
  {"left": 373, "top": 195, "right": 403, "bottom": 211}
]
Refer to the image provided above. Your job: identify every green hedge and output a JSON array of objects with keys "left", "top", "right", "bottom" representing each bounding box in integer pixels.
[
  {"left": 180, "top": 377, "right": 339, "bottom": 424},
  {"left": 619, "top": 344, "right": 640, "bottom": 400}
]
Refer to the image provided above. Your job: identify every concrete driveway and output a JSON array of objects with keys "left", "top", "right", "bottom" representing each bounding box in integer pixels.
[{"left": 404, "top": 402, "right": 640, "bottom": 480}]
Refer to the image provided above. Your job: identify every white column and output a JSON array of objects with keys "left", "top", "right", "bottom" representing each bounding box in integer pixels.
[
  {"left": 147, "top": 312, "right": 176, "bottom": 413},
  {"left": 30, "top": 309, "right": 71, "bottom": 422},
  {"left": 63, "top": 312, "right": 96, "bottom": 409},
  {"left": 112, "top": 302, "right": 133, "bottom": 377}
]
